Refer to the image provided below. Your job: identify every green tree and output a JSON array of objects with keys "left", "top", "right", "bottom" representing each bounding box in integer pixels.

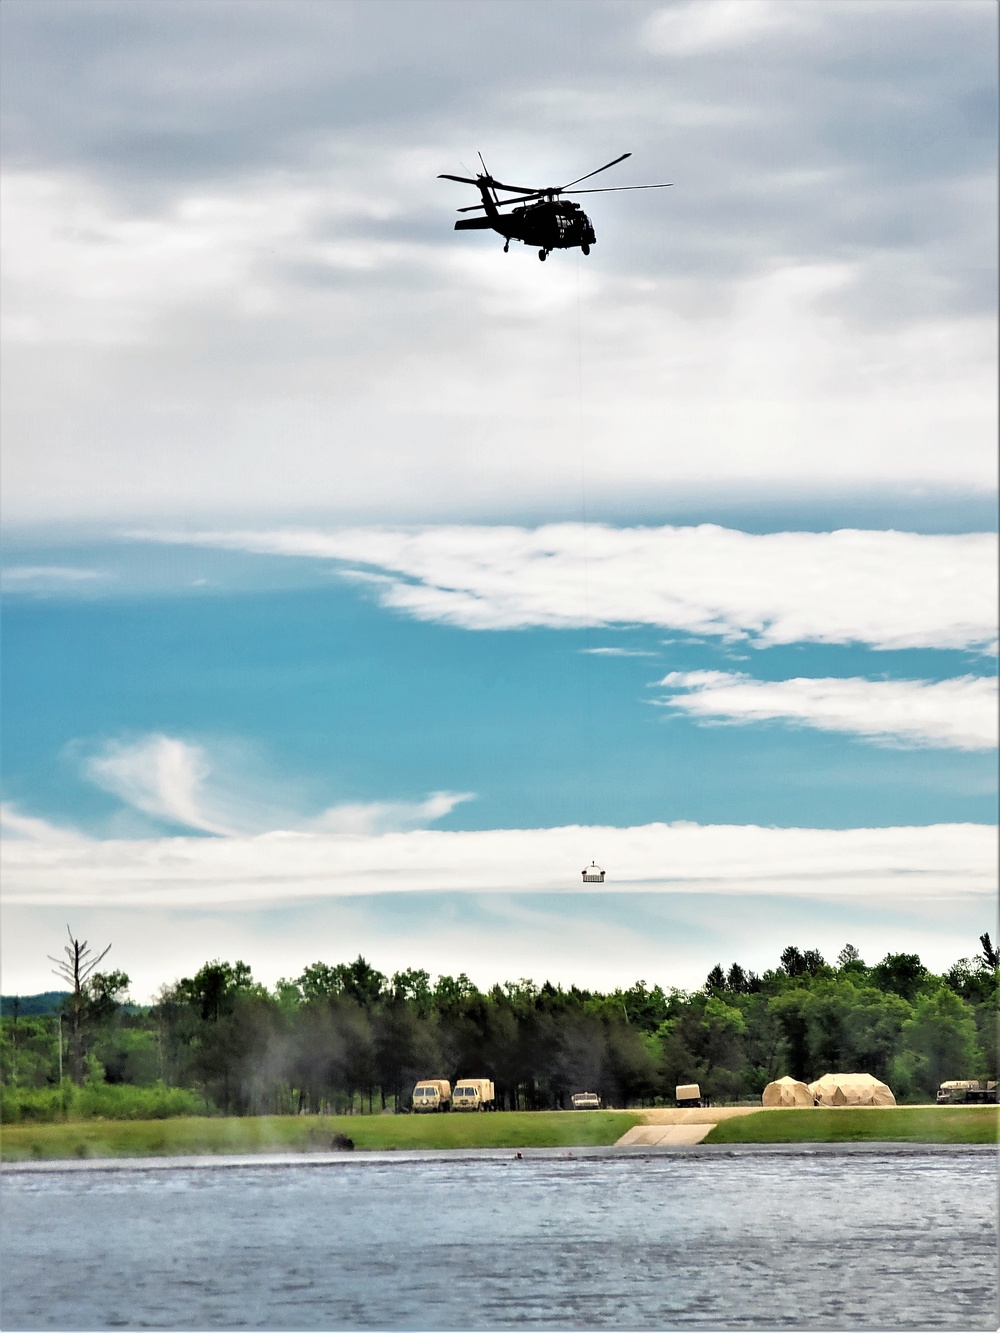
[
  {"left": 338, "top": 957, "right": 387, "bottom": 1009},
  {"left": 769, "top": 989, "right": 811, "bottom": 1080},
  {"left": 704, "top": 965, "right": 727, "bottom": 996},
  {"left": 177, "top": 960, "right": 255, "bottom": 1021},
  {"left": 699, "top": 995, "right": 748, "bottom": 1099},
  {"left": 871, "top": 953, "right": 928, "bottom": 1003},
  {"left": 900, "top": 986, "right": 979, "bottom": 1096}
]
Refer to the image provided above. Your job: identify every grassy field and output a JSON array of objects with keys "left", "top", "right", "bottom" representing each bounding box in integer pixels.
[
  {"left": 704, "top": 1106, "right": 999, "bottom": 1145},
  {"left": 3, "top": 1105, "right": 994, "bottom": 1160},
  {"left": 0, "top": 1110, "right": 641, "bottom": 1161}
]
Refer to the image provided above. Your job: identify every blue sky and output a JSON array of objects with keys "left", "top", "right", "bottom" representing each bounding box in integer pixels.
[
  {"left": 1, "top": 0, "right": 996, "bottom": 998},
  {"left": 3, "top": 540, "right": 997, "bottom": 835}
]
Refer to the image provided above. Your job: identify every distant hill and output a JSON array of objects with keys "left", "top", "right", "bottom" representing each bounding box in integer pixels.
[{"left": 1, "top": 992, "right": 70, "bottom": 1017}]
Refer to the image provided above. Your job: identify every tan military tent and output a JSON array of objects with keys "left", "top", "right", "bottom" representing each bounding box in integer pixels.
[
  {"left": 761, "top": 1076, "right": 814, "bottom": 1107},
  {"left": 808, "top": 1072, "right": 895, "bottom": 1106}
]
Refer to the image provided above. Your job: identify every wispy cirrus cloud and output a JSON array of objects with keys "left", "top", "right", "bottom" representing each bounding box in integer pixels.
[
  {"left": 581, "top": 646, "right": 656, "bottom": 658},
  {"left": 84, "top": 734, "right": 234, "bottom": 835},
  {"left": 80, "top": 733, "right": 471, "bottom": 838},
  {"left": 2, "top": 812, "right": 993, "bottom": 908},
  {"left": 131, "top": 524, "right": 999, "bottom": 652},
  {"left": 1, "top": 565, "right": 107, "bottom": 590},
  {"left": 658, "top": 671, "right": 999, "bottom": 751},
  {"left": 310, "top": 792, "right": 474, "bottom": 836}
]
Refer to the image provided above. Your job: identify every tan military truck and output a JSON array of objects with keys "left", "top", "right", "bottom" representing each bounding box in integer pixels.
[
  {"left": 936, "top": 1079, "right": 998, "bottom": 1104},
  {"left": 571, "top": 1091, "right": 601, "bottom": 1109},
  {"left": 411, "top": 1079, "right": 452, "bottom": 1112},
  {"left": 452, "top": 1079, "right": 496, "bottom": 1111}
]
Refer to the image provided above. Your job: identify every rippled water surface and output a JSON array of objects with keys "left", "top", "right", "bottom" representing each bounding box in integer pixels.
[{"left": 3, "top": 1148, "right": 996, "bottom": 1330}]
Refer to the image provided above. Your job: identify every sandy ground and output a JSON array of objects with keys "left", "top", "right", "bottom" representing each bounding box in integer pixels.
[
  {"left": 617, "top": 1124, "right": 716, "bottom": 1145},
  {"left": 615, "top": 1106, "right": 761, "bottom": 1145},
  {"left": 637, "top": 1106, "right": 762, "bottom": 1124}
]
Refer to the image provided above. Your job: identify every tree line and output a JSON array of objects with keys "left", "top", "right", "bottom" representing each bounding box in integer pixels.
[{"left": 2, "top": 934, "right": 997, "bottom": 1117}]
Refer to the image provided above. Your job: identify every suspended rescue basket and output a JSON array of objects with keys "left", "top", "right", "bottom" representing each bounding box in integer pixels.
[{"left": 581, "top": 862, "right": 606, "bottom": 883}]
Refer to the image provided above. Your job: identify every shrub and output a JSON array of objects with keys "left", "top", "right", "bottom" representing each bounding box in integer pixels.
[{"left": 0, "top": 1079, "right": 209, "bottom": 1123}]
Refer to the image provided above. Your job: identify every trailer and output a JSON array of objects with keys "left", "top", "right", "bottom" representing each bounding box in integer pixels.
[{"left": 675, "top": 1083, "right": 705, "bottom": 1109}]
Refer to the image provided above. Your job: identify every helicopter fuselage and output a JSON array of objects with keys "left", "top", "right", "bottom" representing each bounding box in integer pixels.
[{"left": 455, "top": 184, "right": 596, "bottom": 258}]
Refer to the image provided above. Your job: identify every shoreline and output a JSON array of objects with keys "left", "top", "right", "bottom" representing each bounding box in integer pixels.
[{"left": 5, "top": 1141, "right": 996, "bottom": 1174}]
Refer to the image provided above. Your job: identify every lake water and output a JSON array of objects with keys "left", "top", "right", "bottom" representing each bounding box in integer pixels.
[{"left": 2, "top": 1147, "right": 996, "bottom": 1331}]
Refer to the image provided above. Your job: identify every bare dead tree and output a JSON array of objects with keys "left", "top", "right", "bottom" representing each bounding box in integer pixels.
[{"left": 48, "top": 927, "right": 111, "bottom": 1084}]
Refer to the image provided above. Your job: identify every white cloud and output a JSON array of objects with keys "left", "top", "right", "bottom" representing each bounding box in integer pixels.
[
  {"left": 310, "top": 792, "right": 474, "bottom": 836},
  {"left": 135, "top": 524, "right": 999, "bottom": 652},
  {"left": 643, "top": 1, "right": 804, "bottom": 56},
  {"left": 581, "top": 647, "right": 656, "bottom": 657},
  {"left": 0, "top": 170, "right": 407, "bottom": 348},
  {"left": 84, "top": 735, "right": 233, "bottom": 835},
  {"left": 1, "top": 565, "right": 105, "bottom": 588},
  {"left": 0, "top": 804, "right": 83, "bottom": 843},
  {"left": 658, "top": 671, "right": 999, "bottom": 750},
  {"left": 2, "top": 815, "right": 993, "bottom": 909},
  {"left": 2, "top": 4, "right": 994, "bottom": 523},
  {"left": 80, "top": 734, "right": 473, "bottom": 839}
]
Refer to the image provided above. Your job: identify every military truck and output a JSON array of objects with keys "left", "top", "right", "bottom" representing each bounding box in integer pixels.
[
  {"left": 411, "top": 1079, "right": 452, "bottom": 1112},
  {"left": 452, "top": 1079, "right": 496, "bottom": 1111},
  {"left": 571, "top": 1091, "right": 601, "bottom": 1109},
  {"left": 936, "top": 1079, "right": 998, "bottom": 1104}
]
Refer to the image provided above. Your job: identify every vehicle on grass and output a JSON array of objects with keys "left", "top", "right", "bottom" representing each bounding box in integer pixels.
[
  {"left": 411, "top": 1080, "right": 452, "bottom": 1112},
  {"left": 936, "top": 1080, "right": 998, "bottom": 1104},
  {"left": 452, "top": 1079, "right": 496, "bottom": 1111},
  {"left": 571, "top": 1091, "right": 601, "bottom": 1110},
  {"left": 675, "top": 1083, "right": 707, "bottom": 1109}
]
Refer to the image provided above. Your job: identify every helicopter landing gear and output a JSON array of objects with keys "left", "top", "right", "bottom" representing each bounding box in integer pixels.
[
  {"left": 538, "top": 249, "right": 548, "bottom": 262},
  {"left": 503, "top": 240, "right": 509, "bottom": 253},
  {"left": 581, "top": 244, "right": 590, "bottom": 256}
]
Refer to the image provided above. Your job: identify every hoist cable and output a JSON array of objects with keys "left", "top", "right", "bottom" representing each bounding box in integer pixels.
[{"left": 575, "top": 252, "right": 594, "bottom": 832}]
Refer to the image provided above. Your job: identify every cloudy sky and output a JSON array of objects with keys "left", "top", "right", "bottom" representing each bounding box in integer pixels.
[{"left": 2, "top": 0, "right": 996, "bottom": 1000}]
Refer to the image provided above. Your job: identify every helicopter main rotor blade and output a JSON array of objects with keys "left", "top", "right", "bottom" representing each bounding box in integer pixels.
[
  {"left": 439, "top": 171, "right": 541, "bottom": 194},
  {"left": 456, "top": 195, "right": 538, "bottom": 213},
  {"left": 566, "top": 183, "right": 673, "bottom": 195},
  {"left": 560, "top": 152, "right": 632, "bottom": 190}
]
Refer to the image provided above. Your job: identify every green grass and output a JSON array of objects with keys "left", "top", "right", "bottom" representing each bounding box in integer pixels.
[
  {"left": 0, "top": 1110, "right": 640, "bottom": 1161},
  {"left": 704, "top": 1106, "right": 999, "bottom": 1145}
]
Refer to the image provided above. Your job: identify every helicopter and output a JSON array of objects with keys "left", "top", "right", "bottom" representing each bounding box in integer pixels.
[{"left": 438, "top": 152, "right": 671, "bottom": 261}]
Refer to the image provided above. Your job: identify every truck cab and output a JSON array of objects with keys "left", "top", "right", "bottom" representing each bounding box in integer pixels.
[
  {"left": 452, "top": 1079, "right": 496, "bottom": 1111},
  {"left": 411, "top": 1079, "right": 451, "bottom": 1112}
]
